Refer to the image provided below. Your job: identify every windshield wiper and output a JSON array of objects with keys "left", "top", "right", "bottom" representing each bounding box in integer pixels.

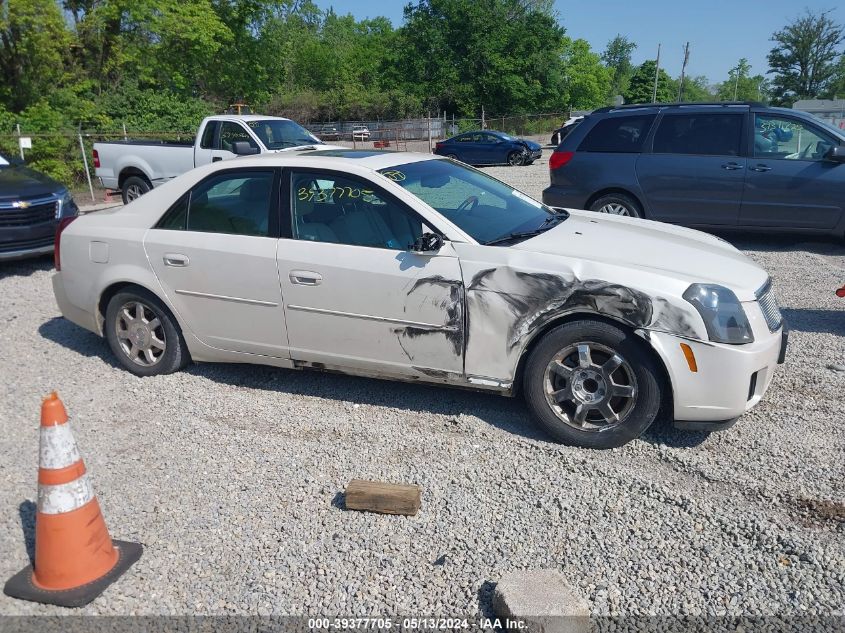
[{"left": 484, "top": 214, "right": 566, "bottom": 246}]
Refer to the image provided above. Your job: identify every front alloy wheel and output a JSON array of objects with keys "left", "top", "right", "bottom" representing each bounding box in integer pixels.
[
  {"left": 523, "top": 320, "right": 662, "bottom": 448},
  {"left": 544, "top": 342, "right": 637, "bottom": 430},
  {"left": 508, "top": 150, "right": 526, "bottom": 166}
]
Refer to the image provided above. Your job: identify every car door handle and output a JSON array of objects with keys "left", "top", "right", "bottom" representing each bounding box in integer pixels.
[
  {"left": 749, "top": 164, "right": 772, "bottom": 172},
  {"left": 289, "top": 270, "right": 322, "bottom": 286},
  {"left": 721, "top": 162, "right": 743, "bottom": 170},
  {"left": 163, "top": 253, "right": 190, "bottom": 267},
  {"left": 212, "top": 157, "right": 223, "bottom": 163}
]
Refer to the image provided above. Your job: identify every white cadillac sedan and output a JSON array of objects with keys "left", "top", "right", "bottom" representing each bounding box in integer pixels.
[{"left": 52, "top": 150, "right": 786, "bottom": 448}]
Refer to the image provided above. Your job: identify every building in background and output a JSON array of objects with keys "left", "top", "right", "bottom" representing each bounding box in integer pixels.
[{"left": 792, "top": 99, "right": 845, "bottom": 130}]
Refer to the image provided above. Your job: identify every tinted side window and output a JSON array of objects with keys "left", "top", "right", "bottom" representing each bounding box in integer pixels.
[
  {"left": 187, "top": 171, "right": 273, "bottom": 236},
  {"left": 653, "top": 114, "right": 742, "bottom": 156},
  {"left": 219, "top": 122, "right": 258, "bottom": 153},
  {"left": 200, "top": 121, "right": 218, "bottom": 149},
  {"left": 578, "top": 115, "right": 656, "bottom": 153},
  {"left": 290, "top": 171, "right": 428, "bottom": 250},
  {"left": 157, "top": 193, "right": 189, "bottom": 230}
]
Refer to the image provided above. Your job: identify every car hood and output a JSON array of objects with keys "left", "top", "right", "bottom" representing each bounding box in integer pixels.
[
  {"left": 0, "top": 165, "right": 63, "bottom": 201},
  {"left": 512, "top": 209, "right": 768, "bottom": 300},
  {"left": 519, "top": 139, "right": 542, "bottom": 150}
]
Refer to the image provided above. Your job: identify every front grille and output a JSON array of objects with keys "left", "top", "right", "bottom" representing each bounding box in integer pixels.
[
  {"left": 756, "top": 279, "right": 783, "bottom": 332},
  {"left": 0, "top": 200, "right": 58, "bottom": 227},
  {"left": 0, "top": 235, "right": 54, "bottom": 253}
]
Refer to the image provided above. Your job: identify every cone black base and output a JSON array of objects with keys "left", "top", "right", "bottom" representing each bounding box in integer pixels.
[{"left": 3, "top": 540, "right": 142, "bottom": 608}]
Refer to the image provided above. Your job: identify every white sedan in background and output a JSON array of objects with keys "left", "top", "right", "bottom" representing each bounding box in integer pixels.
[{"left": 52, "top": 150, "right": 786, "bottom": 448}]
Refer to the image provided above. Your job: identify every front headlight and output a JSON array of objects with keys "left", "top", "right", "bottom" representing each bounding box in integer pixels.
[
  {"left": 683, "top": 284, "right": 754, "bottom": 344},
  {"left": 56, "top": 190, "right": 79, "bottom": 219}
]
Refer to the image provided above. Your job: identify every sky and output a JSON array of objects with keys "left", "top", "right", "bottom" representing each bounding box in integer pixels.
[{"left": 311, "top": 0, "right": 844, "bottom": 84}]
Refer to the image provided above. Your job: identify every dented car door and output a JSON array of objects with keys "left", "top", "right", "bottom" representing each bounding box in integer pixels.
[
  {"left": 278, "top": 168, "right": 465, "bottom": 379},
  {"left": 278, "top": 240, "right": 464, "bottom": 378}
]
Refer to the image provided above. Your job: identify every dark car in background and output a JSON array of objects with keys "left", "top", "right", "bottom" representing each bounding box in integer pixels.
[
  {"left": 314, "top": 124, "right": 341, "bottom": 141},
  {"left": 435, "top": 130, "right": 542, "bottom": 166},
  {"left": 550, "top": 116, "right": 584, "bottom": 146},
  {"left": 0, "top": 152, "right": 79, "bottom": 261},
  {"left": 542, "top": 102, "right": 845, "bottom": 236}
]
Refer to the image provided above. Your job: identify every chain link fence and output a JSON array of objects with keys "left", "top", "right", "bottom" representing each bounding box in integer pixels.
[{"left": 0, "top": 112, "right": 572, "bottom": 200}]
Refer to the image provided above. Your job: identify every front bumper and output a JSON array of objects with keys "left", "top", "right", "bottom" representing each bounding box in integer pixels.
[
  {"left": 648, "top": 321, "right": 785, "bottom": 426},
  {"left": 0, "top": 221, "right": 57, "bottom": 262}
]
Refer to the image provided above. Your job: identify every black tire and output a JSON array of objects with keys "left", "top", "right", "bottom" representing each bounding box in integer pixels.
[
  {"left": 507, "top": 151, "right": 525, "bottom": 166},
  {"left": 446, "top": 153, "right": 459, "bottom": 161},
  {"left": 522, "top": 320, "right": 662, "bottom": 449},
  {"left": 589, "top": 193, "right": 642, "bottom": 218},
  {"left": 121, "top": 175, "right": 151, "bottom": 205},
  {"left": 105, "top": 288, "right": 190, "bottom": 377}
]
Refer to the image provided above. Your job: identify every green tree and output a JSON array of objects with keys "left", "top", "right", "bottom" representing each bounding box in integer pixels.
[
  {"left": 0, "top": 0, "right": 72, "bottom": 110},
  {"left": 767, "top": 9, "right": 844, "bottom": 105},
  {"left": 716, "top": 58, "right": 770, "bottom": 102},
  {"left": 602, "top": 35, "right": 637, "bottom": 101},
  {"left": 395, "top": 0, "right": 571, "bottom": 116},
  {"left": 825, "top": 53, "right": 845, "bottom": 98},
  {"left": 561, "top": 38, "right": 612, "bottom": 109},
  {"left": 624, "top": 60, "right": 673, "bottom": 103},
  {"left": 674, "top": 75, "right": 713, "bottom": 102}
]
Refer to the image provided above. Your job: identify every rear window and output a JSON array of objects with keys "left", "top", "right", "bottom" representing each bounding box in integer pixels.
[
  {"left": 578, "top": 114, "right": 656, "bottom": 153},
  {"left": 653, "top": 113, "right": 743, "bottom": 156}
]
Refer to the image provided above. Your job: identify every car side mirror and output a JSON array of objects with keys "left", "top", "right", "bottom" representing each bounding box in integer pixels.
[
  {"left": 824, "top": 145, "right": 845, "bottom": 163},
  {"left": 232, "top": 141, "right": 260, "bottom": 156},
  {"left": 410, "top": 232, "right": 444, "bottom": 254}
]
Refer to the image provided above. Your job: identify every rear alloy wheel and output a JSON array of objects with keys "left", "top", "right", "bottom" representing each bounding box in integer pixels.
[
  {"left": 589, "top": 193, "right": 642, "bottom": 218},
  {"left": 446, "top": 153, "right": 459, "bottom": 161},
  {"left": 121, "top": 176, "right": 151, "bottom": 205},
  {"left": 523, "top": 320, "right": 662, "bottom": 448},
  {"left": 508, "top": 150, "right": 526, "bottom": 166},
  {"left": 105, "top": 289, "right": 190, "bottom": 376}
]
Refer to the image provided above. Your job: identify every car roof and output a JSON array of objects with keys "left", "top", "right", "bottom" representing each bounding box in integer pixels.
[
  {"left": 230, "top": 149, "right": 441, "bottom": 171},
  {"left": 210, "top": 114, "right": 292, "bottom": 122},
  {"left": 593, "top": 101, "right": 763, "bottom": 114}
]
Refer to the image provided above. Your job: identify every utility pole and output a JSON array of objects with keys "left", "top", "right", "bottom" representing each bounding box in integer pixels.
[
  {"left": 481, "top": 105, "right": 486, "bottom": 130},
  {"left": 677, "top": 42, "right": 690, "bottom": 102},
  {"left": 733, "top": 63, "right": 740, "bottom": 101},
  {"left": 652, "top": 43, "right": 662, "bottom": 103}
]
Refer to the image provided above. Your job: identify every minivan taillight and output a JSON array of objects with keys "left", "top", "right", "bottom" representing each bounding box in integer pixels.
[
  {"left": 92, "top": 149, "right": 100, "bottom": 168},
  {"left": 54, "top": 216, "right": 78, "bottom": 270},
  {"left": 549, "top": 150, "right": 574, "bottom": 170}
]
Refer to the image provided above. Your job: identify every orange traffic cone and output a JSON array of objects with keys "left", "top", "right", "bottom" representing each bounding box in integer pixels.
[{"left": 3, "top": 392, "right": 142, "bottom": 607}]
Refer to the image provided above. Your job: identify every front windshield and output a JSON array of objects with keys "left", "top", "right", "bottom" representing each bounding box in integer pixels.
[
  {"left": 246, "top": 119, "right": 322, "bottom": 149},
  {"left": 380, "top": 159, "right": 563, "bottom": 244}
]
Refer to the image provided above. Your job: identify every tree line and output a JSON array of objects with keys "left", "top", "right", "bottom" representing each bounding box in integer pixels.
[{"left": 1, "top": 1, "right": 843, "bottom": 136}]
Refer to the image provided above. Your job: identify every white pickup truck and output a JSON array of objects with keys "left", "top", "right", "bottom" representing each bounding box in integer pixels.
[{"left": 93, "top": 115, "right": 334, "bottom": 203}]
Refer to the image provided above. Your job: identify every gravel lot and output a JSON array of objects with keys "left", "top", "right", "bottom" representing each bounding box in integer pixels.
[{"left": 1, "top": 157, "right": 844, "bottom": 626}]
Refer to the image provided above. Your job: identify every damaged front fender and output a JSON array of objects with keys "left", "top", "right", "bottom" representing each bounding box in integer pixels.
[{"left": 462, "top": 264, "right": 704, "bottom": 384}]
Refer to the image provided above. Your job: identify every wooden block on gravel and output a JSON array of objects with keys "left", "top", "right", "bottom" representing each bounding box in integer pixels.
[
  {"left": 492, "top": 569, "right": 591, "bottom": 633},
  {"left": 344, "top": 479, "right": 421, "bottom": 516}
]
